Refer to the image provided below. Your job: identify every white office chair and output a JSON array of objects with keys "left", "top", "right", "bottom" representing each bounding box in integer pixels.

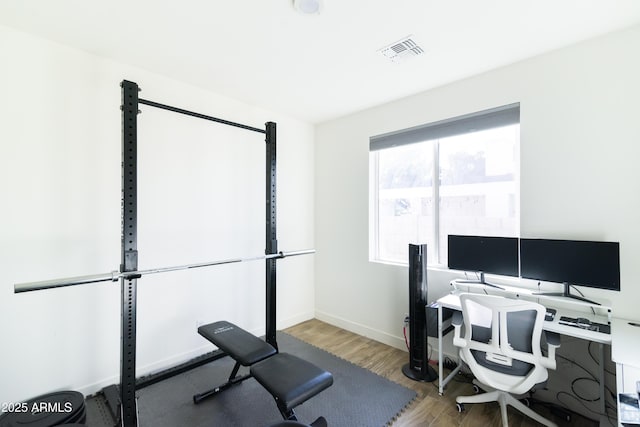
[{"left": 452, "top": 293, "right": 560, "bottom": 427}]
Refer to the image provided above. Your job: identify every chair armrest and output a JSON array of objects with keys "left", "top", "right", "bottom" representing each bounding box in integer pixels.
[
  {"left": 544, "top": 331, "right": 560, "bottom": 347},
  {"left": 541, "top": 331, "right": 560, "bottom": 370},
  {"left": 452, "top": 311, "right": 463, "bottom": 326},
  {"left": 452, "top": 311, "right": 466, "bottom": 347}
]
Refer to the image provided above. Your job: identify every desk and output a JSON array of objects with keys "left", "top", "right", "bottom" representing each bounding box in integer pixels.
[
  {"left": 436, "top": 284, "right": 612, "bottom": 422},
  {"left": 612, "top": 318, "right": 640, "bottom": 426}
]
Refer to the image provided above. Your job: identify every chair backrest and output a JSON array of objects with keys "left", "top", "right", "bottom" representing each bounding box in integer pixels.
[{"left": 453, "top": 293, "right": 555, "bottom": 395}]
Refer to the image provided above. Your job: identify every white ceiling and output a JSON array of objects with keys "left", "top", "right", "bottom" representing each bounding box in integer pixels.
[{"left": 2, "top": 0, "right": 640, "bottom": 123}]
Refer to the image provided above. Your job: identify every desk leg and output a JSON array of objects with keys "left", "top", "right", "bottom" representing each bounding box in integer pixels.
[
  {"left": 437, "top": 304, "right": 462, "bottom": 394},
  {"left": 616, "top": 362, "right": 624, "bottom": 427},
  {"left": 438, "top": 303, "right": 443, "bottom": 395},
  {"left": 598, "top": 343, "right": 605, "bottom": 419}
]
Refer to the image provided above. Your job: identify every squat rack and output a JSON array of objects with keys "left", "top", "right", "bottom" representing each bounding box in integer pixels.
[
  {"left": 119, "top": 79, "right": 280, "bottom": 426},
  {"left": 15, "top": 80, "right": 309, "bottom": 427}
]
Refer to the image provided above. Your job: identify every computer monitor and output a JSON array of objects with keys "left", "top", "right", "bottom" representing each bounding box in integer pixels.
[
  {"left": 447, "top": 235, "right": 519, "bottom": 289},
  {"left": 520, "top": 238, "right": 620, "bottom": 304}
]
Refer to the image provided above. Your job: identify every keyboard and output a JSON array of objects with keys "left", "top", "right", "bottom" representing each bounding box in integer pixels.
[
  {"left": 620, "top": 393, "right": 640, "bottom": 423},
  {"left": 558, "top": 316, "right": 611, "bottom": 334}
]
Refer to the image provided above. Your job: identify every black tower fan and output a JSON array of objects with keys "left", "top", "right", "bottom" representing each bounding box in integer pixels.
[{"left": 402, "top": 243, "right": 437, "bottom": 382}]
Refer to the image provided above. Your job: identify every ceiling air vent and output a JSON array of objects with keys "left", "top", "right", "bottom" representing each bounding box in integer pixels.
[{"left": 378, "top": 35, "right": 424, "bottom": 63}]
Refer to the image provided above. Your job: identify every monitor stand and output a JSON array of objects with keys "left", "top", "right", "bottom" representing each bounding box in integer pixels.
[
  {"left": 455, "top": 272, "right": 505, "bottom": 291},
  {"left": 534, "top": 282, "right": 600, "bottom": 306}
]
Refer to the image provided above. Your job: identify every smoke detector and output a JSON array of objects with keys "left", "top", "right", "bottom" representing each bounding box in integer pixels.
[
  {"left": 378, "top": 35, "right": 424, "bottom": 63},
  {"left": 293, "top": 0, "right": 323, "bottom": 14}
]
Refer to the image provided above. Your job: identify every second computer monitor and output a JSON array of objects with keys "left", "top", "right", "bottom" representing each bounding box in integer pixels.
[{"left": 519, "top": 238, "right": 620, "bottom": 291}]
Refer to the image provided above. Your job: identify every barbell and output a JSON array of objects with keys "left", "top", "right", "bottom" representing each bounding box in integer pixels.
[{"left": 14, "top": 249, "right": 314, "bottom": 294}]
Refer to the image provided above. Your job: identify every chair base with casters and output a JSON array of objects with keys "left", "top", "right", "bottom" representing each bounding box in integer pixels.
[
  {"left": 452, "top": 294, "right": 561, "bottom": 427},
  {"left": 456, "top": 379, "right": 557, "bottom": 427}
]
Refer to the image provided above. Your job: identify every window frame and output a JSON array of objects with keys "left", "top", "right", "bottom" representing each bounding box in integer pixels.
[{"left": 369, "top": 104, "right": 520, "bottom": 266}]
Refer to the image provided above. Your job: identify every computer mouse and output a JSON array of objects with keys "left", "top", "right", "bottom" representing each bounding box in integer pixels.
[{"left": 576, "top": 317, "right": 591, "bottom": 325}]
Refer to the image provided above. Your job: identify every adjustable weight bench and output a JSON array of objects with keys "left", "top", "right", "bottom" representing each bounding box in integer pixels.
[{"left": 194, "top": 321, "right": 333, "bottom": 424}]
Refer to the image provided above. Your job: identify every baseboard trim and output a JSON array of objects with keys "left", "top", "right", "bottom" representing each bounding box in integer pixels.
[
  {"left": 314, "top": 310, "right": 459, "bottom": 363},
  {"left": 77, "top": 343, "right": 216, "bottom": 397},
  {"left": 278, "top": 311, "right": 315, "bottom": 331},
  {"left": 315, "top": 310, "right": 407, "bottom": 351}
]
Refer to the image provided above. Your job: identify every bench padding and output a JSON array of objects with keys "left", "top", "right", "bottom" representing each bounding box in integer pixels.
[
  {"left": 198, "top": 321, "right": 276, "bottom": 366},
  {"left": 251, "top": 353, "right": 334, "bottom": 411}
]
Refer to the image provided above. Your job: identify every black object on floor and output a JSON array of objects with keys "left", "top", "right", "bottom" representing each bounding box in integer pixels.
[
  {"left": 194, "top": 320, "right": 332, "bottom": 424},
  {"left": 403, "top": 243, "right": 437, "bottom": 382},
  {"left": 86, "top": 331, "right": 416, "bottom": 427},
  {"left": 193, "top": 320, "right": 278, "bottom": 403},
  {"left": 0, "top": 390, "right": 86, "bottom": 427},
  {"left": 251, "top": 352, "right": 334, "bottom": 419}
]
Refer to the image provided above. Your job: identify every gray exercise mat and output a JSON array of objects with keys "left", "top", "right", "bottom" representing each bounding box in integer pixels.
[{"left": 87, "top": 331, "right": 416, "bottom": 426}]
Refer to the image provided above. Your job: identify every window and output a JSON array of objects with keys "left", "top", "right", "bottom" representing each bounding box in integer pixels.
[{"left": 369, "top": 104, "right": 520, "bottom": 265}]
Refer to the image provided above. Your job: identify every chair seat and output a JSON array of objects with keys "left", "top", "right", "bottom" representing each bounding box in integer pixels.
[
  {"left": 198, "top": 321, "right": 276, "bottom": 366},
  {"left": 470, "top": 349, "right": 533, "bottom": 376},
  {"left": 251, "top": 353, "right": 334, "bottom": 411}
]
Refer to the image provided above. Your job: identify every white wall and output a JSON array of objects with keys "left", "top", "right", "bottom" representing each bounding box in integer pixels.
[
  {"left": 315, "top": 25, "right": 640, "bottom": 348},
  {"left": 0, "top": 25, "right": 315, "bottom": 403}
]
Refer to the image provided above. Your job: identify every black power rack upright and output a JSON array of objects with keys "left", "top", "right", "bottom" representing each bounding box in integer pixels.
[{"left": 116, "top": 80, "right": 279, "bottom": 426}]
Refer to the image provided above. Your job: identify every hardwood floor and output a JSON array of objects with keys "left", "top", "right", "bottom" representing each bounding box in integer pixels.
[{"left": 285, "top": 319, "right": 599, "bottom": 427}]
